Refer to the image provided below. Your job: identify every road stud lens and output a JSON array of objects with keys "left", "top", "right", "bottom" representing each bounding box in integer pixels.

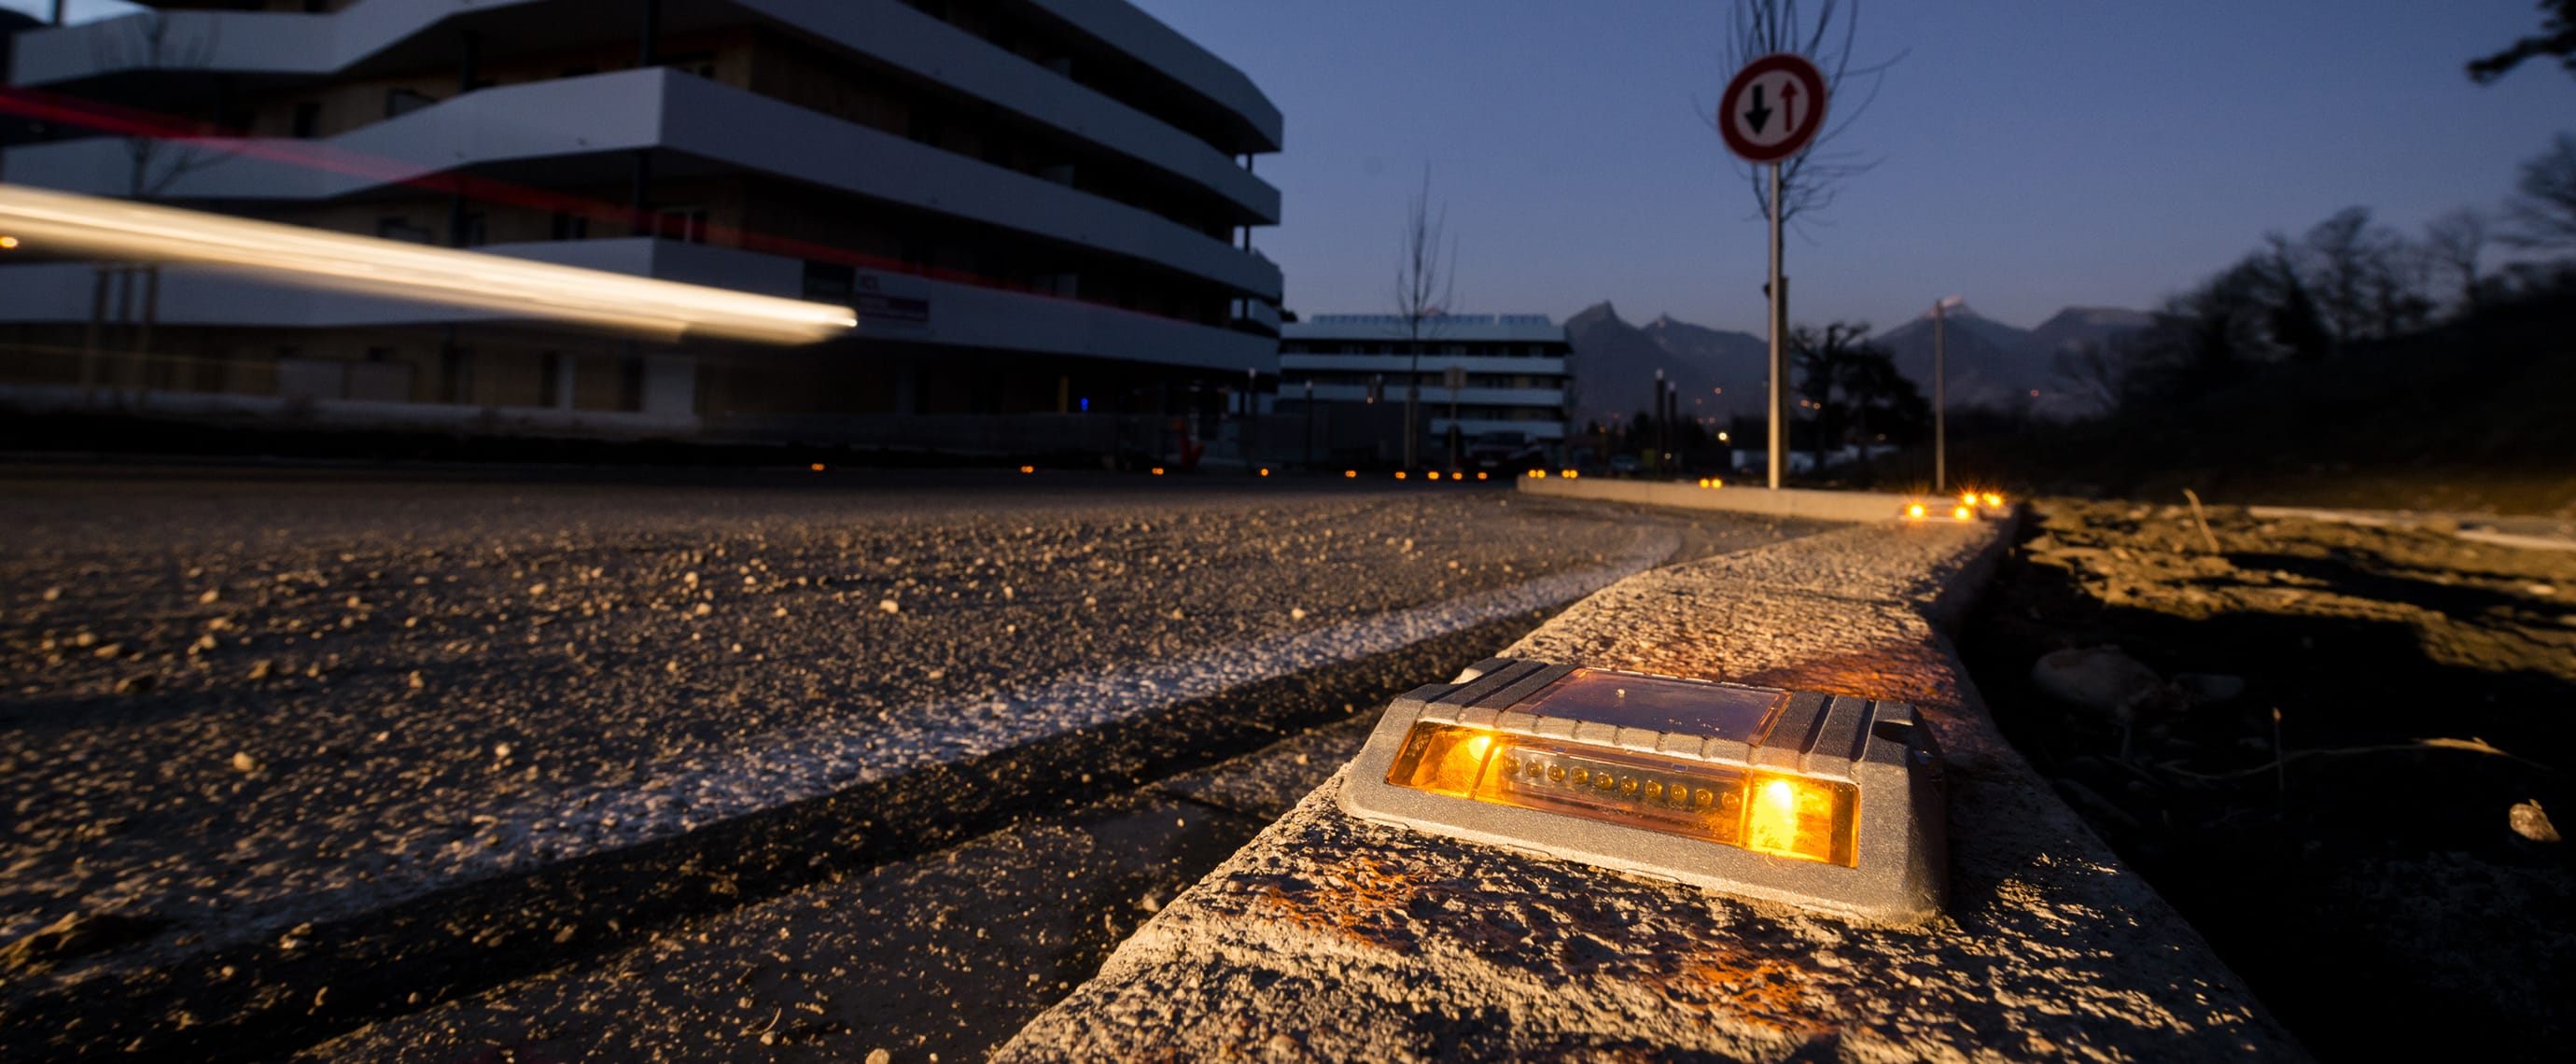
[{"left": 1384, "top": 721, "right": 1856, "bottom": 866}]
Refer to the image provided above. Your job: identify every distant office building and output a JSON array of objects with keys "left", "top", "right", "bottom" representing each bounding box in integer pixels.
[
  {"left": 0, "top": 0, "right": 1282, "bottom": 447},
  {"left": 1278, "top": 314, "right": 1573, "bottom": 463}
]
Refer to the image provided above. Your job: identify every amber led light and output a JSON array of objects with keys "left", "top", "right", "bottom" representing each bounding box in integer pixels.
[
  {"left": 1385, "top": 721, "right": 1857, "bottom": 864},
  {"left": 1338, "top": 660, "right": 1950, "bottom": 922}
]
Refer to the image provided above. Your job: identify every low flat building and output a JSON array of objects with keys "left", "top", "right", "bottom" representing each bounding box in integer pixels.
[
  {"left": 1278, "top": 313, "right": 1572, "bottom": 465},
  {"left": 0, "top": 0, "right": 1283, "bottom": 453}
]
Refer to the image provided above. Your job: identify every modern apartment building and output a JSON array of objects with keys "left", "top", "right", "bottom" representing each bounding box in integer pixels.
[
  {"left": 1277, "top": 313, "right": 1573, "bottom": 462},
  {"left": 0, "top": 0, "right": 1282, "bottom": 446}
]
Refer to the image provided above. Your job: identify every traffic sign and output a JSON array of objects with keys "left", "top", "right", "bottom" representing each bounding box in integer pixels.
[{"left": 1719, "top": 53, "right": 1828, "bottom": 164}]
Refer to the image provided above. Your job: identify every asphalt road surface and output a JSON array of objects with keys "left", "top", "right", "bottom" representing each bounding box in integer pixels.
[{"left": 0, "top": 464, "right": 1824, "bottom": 1061}]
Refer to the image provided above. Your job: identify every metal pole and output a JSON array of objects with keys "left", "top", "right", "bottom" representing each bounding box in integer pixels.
[
  {"left": 1766, "top": 162, "right": 1785, "bottom": 489},
  {"left": 1934, "top": 301, "right": 1947, "bottom": 494},
  {"left": 1303, "top": 379, "right": 1314, "bottom": 467}
]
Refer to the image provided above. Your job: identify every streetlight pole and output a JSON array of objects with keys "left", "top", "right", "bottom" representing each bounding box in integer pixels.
[
  {"left": 1302, "top": 379, "right": 1315, "bottom": 468},
  {"left": 1933, "top": 296, "right": 1961, "bottom": 493}
]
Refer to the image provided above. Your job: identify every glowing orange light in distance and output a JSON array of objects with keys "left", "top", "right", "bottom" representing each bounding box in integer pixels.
[
  {"left": 1394, "top": 471, "right": 1407, "bottom": 480},
  {"left": 0, "top": 235, "right": 20, "bottom": 249},
  {"left": 1019, "top": 465, "right": 1035, "bottom": 474},
  {"left": 1953, "top": 506, "right": 1973, "bottom": 521},
  {"left": 0, "top": 185, "right": 853, "bottom": 344},
  {"left": 1384, "top": 722, "right": 1855, "bottom": 865},
  {"left": 1477, "top": 471, "right": 1489, "bottom": 481},
  {"left": 1152, "top": 468, "right": 1166, "bottom": 476},
  {"left": 1982, "top": 493, "right": 2003, "bottom": 507},
  {"left": 1527, "top": 469, "right": 1544, "bottom": 479},
  {"left": 1345, "top": 469, "right": 1358, "bottom": 479},
  {"left": 1259, "top": 468, "right": 1270, "bottom": 477},
  {"left": 1426, "top": 470, "right": 1440, "bottom": 481},
  {"left": 1906, "top": 504, "right": 1926, "bottom": 520},
  {"left": 809, "top": 462, "right": 826, "bottom": 472}
]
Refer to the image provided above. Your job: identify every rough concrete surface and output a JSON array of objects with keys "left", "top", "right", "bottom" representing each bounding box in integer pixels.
[
  {"left": 999, "top": 519, "right": 2307, "bottom": 1062},
  {"left": 1519, "top": 476, "right": 1915, "bottom": 524}
]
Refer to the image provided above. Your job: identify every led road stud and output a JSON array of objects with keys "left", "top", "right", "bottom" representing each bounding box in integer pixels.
[{"left": 1340, "top": 659, "right": 1948, "bottom": 922}]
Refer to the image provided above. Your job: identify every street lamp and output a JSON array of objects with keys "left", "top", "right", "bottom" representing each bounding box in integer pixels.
[{"left": 1932, "top": 296, "right": 1964, "bottom": 494}]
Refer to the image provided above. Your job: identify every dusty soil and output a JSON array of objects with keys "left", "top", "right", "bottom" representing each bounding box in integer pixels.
[{"left": 1963, "top": 498, "right": 2576, "bottom": 1063}]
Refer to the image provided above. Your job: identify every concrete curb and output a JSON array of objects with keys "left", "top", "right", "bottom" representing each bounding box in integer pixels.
[
  {"left": 1519, "top": 475, "right": 1918, "bottom": 524},
  {"left": 996, "top": 516, "right": 2306, "bottom": 1061}
]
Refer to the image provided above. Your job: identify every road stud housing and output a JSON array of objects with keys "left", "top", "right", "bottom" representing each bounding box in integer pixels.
[{"left": 1341, "top": 658, "right": 1949, "bottom": 923}]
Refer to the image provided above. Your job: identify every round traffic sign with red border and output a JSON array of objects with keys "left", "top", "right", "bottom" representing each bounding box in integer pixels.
[{"left": 1719, "top": 53, "right": 1829, "bottom": 163}]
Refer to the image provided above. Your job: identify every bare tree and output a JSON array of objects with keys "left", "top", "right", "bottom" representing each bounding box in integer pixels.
[
  {"left": 2468, "top": 0, "right": 2576, "bottom": 83},
  {"left": 2421, "top": 208, "right": 2489, "bottom": 315},
  {"left": 2300, "top": 206, "right": 2429, "bottom": 347},
  {"left": 1387, "top": 166, "right": 1457, "bottom": 470},
  {"left": 1714, "top": 0, "right": 1902, "bottom": 232},
  {"left": 83, "top": 10, "right": 233, "bottom": 404},
  {"left": 2501, "top": 133, "right": 2576, "bottom": 251}
]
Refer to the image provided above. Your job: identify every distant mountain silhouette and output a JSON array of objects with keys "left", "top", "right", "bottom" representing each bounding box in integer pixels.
[
  {"left": 1877, "top": 303, "right": 2150, "bottom": 418},
  {"left": 1565, "top": 302, "right": 1767, "bottom": 427},
  {"left": 1569, "top": 301, "right": 2149, "bottom": 426}
]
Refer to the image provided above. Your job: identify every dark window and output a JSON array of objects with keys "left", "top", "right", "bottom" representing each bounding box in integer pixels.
[
  {"left": 549, "top": 211, "right": 589, "bottom": 241},
  {"left": 438, "top": 347, "right": 473, "bottom": 404},
  {"left": 385, "top": 89, "right": 437, "bottom": 119},
  {"left": 653, "top": 207, "right": 708, "bottom": 244},
  {"left": 803, "top": 261, "right": 856, "bottom": 301},
  {"left": 376, "top": 217, "right": 433, "bottom": 244},
  {"left": 455, "top": 213, "right": 487, "bottom": 247},
  {"left": 290, "top": 102, "right": 320, "bottom": 138},
  {"left": 617, "top": 356, "right": 646, "bottom": 412},
  {"left": 561, "top": 65, "right": 598, "bottom": 78},
  {"left": 662, "top": 50, "right": 718, "bottom": 78},
  {"left": 538, "top": 352, "right": 563, "bottom": 408}
]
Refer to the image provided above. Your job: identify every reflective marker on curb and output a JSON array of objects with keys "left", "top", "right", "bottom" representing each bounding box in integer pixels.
[{"left": 1340, "top": 659, "right": 1949, "bottom": 923}]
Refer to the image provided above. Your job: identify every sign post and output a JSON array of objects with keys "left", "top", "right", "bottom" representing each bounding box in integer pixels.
[{"left": 1718, "top": 53, "right": 1828, "bottom": 489}]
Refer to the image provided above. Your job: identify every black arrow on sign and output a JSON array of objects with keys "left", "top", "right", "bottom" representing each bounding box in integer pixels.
[{"left": 1743, "top": 83, "right": 1772, "bottom": 134}]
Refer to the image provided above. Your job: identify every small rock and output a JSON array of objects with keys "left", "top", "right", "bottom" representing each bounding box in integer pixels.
[
  {"left": 2528, "top": 583, "right": 2558, "bottom": 597},
  {"left": 198, "top": 588, "right": 221, "bottom": 605},
  {"left": 247, "top": 660, "right": 274, "bottom": 680},
  {"left": 230, "top": 750, "right": 262, "bottom": 774},
  {"left": 1138, "top": 889, "right": 1166, "bottom": 913},
  {"left": 114, "top": 675, "right": 155, "bottom": 695},
  {"left": 41, "top": 586, "right": 63, "bottom": 601},
  {"left": 878, "top": 599, "right": 901, "bottom": 614},
  {"left": 2031, "top": 646, "right": 2164, "bottom": 713},
  {"left": 408, "top": 671, "right": 425, "bottom": 690},
  {"left": 493, "top": 742, "right": 514, "bottom": 761},
  {"left": 528, "top": 582, "right": 550, "bottom": 595},
  {"left": 690, "top": 602, "right": 712, "bottom": 617},
  {"left": 1290, "top": 607, "right": 1308, "bottom": 621},
  {"left": 91, "top": 643, "right": 125, "bottom": 659},
  {"left": 865, "top": 1051, "right": 890, "bottom": 1064},
  {"left": 2510, "top": 800, "right": 2558, "bottom": 843}
]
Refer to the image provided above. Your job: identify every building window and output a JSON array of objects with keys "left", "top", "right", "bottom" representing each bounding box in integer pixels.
[
  {"left": 539, "top": 352, "right": 563, "bottom": 408},
  {"left": 653, "top": 207, "right": 708, "bottom": 244},
  {"left": 803, "top": 261, "right": 856, "bottom": 301},
  {"left": 385, "top": 88, "right": 437, "bottom": 119},
  {"left": 662, "top": 50, "right": 718, "bottom": 78},
  {"left": 455, "top": 213, "right": 487, "bottom": 247},
  {"left": 617, "top": 356, "right": 646, "bottom": 412},
  {"left": 438, "top": 347, "right": 473, "bottom": 404},
  {"left": 376, "top": 217, "right": 433, "bottom": 244},
  {"left": 290, "top": 102, "right": 320, "bottom": 139},
  {"left": 550, "top": 211, "right": 589, "bottom": 241}
]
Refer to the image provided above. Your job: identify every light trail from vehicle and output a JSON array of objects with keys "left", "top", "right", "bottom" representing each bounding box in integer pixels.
[{"left": 0, "top": 184, "right": 856, "bottom": 344}]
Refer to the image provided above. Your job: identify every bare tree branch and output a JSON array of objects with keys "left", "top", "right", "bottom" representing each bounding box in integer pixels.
[
  {"left": 1706, "top": 0, "right": 1905, "bottom": 234},
  {"left": 1388, "top": 165, "right": 1459, "bottom": 469}
]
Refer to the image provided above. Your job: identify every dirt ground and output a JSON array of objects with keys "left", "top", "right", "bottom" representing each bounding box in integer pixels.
[{"left": 1962, "top": 498, "right": 2575, "bottom": 1063}]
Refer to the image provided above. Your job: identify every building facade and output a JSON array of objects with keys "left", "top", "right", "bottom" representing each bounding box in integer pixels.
[
  {"left": 1278, "top": 313, "right": 1573, "bottom": 464},
  {"left": 0, "top": 0, "right": 1282, "bottom": 447}
]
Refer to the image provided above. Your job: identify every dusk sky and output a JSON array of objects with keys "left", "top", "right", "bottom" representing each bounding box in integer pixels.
[
  {"left": 11, "top": 1, "right": 2574, "bottom": 335},
  {"left": 1127, "top": 0, "right": 2576, "bottom": 334}
]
